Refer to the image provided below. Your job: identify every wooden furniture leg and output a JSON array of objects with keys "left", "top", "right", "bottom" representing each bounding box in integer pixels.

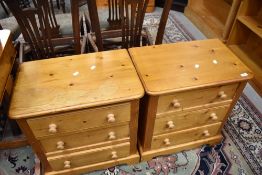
[{"left": 155, "top": 0, "right": 173, "bottom": 45}]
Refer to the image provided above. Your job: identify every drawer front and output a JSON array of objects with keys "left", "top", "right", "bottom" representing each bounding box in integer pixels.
[
  {"left": 154, "top": 105, "right": 229, "bottom": 135},
  {"left": 157, "top": 84, "right": 238, "bottom": 114},
  {"left": 48, "top": 142, "right": 130, "bottom": 171},
  {"left": 41, "top": 124, "right": 130, "bottom": 153},
  {"left": 151, "top": 123, "right": 221, "bottom": 149},
  {"left": 27, "top": 103, "right": 130, "bottom": 138}
]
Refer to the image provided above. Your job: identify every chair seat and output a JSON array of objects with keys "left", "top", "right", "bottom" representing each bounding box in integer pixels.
[{"left": 0, "top": 16, "right": 21, "bottom": 39}]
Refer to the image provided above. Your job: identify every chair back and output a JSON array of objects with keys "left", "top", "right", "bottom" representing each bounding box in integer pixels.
[
  {"left": 120, "top": 0, "right": 149, "bottom": 48},
  {"left": 4, "top": 0, "right": 60, "bottom": 59},
  {"left": 107, "top": 0, "right": 121, "bottom": 29},
  {"left": 87, "top": 0, "right": 172, "bottom": 51}
]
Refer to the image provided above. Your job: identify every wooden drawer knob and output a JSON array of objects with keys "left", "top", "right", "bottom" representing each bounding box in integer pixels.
[
  {"left": 218, "top": 91, "right": 227, "bottom": 99},
  {"left": 164, "top": 138, "right": 170, "bottom": 145},
  {"left": 108, "top": 131, "right": 116, "bottom": 140},
  {"left": 203, "top": 130, "right": 210, "bottom": 137},
  {"left": 56, "top": 141, "right": 65, "bottom": 150},
  {"left": 111, "top": 151, "right": 118, "bottom": 159},
  {"left": 64, "top": 161, "right": 71, "bottom": 169},
  {"left": 210, "top": 113, "right": 218, "bottom": 120},
  {"left": 107, "top": 113, "right": 116, "bottom": 123},
  {"left": 167, "top": 121, "right": 175, "bottom": 129},
  {"left": 48, "top": 123, "right": 57, "bottom": 133},
  {"left": 172, "top": 99, "right": 181, "bottom": 108}
]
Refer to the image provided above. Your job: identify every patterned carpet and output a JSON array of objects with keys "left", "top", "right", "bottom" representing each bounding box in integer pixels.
[{"left": 0, "top": 12, "right": 261, "bottom": 175}]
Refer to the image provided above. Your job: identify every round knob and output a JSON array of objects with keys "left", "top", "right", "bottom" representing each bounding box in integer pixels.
[
  {"left": 218, "top": 91, "right": 227, "bottom": 99},
  {"left": 111, "top": 151, "right": 118, "bottom": 159},
  {"left": 108, "top": 131, "right": 116, "bottom": 140},
  {"left": 164, "top": 138, "right": 170, "bottom": 146},
  {"left": 203, "top": 130, "right": 210, "bottom": 137},
  {"left": 48, "top": 124, "right": 57, "bottom": 133},
  {"left": 56, "top": 141, "right": 65, "bottom": 150},
  {"left": 172, "top": 99, "right": 181, "bottom": 108},
  {"left": 166, "top": 121, "right": 175, "bottom": 129},
  {"left": 210, "top": 113, "right": 218, "bottom": 120},
  {"left": 107, "top": 113, "right": 116, "bottom": 123},
  {"left": 64, "top": 161, "right": 71, "bottom": 169}
]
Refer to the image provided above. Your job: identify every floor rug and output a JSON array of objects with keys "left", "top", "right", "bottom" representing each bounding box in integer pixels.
[{"left": 0, "top": 11, "right": 261, "bottom": 175}]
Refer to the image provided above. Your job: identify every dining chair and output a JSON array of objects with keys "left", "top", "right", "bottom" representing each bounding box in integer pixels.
[
  {"left": 87, "top": 0, "right": 151, "bottom": 51},
  {"left": 4, "top": 0, "right": 87, "bottom": 61},
  {"left": 86, "top": 0, "right": 173, "bottom": 51},
  {"left": 56, "top": 0, "right": 66, "bottom": 13},
  {"left": 107, "top": 0, "right": 122, "bottom": 29}
]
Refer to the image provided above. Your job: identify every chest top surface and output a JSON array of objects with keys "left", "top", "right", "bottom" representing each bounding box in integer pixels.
[
  {"left": 9, "top": 49, "right": 144, "bottom": 119},
  {"left": 128, "top": 39, "right": 253, "bottom": 95}
]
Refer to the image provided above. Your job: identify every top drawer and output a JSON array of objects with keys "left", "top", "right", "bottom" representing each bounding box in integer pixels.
[
  {"left": 157, "top": 83, "right": 238, "bottom": 114},
  {"left": 27, "top": 103, "right": 130, "bottom": 138}
]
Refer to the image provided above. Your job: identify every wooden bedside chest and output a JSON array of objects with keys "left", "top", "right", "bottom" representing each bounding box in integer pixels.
[
  {"left": 9, "top": 50, "right": 144, "bottom": 175},
  {"left": 128, "top": 39, "right": 253, "bottom": 161}
]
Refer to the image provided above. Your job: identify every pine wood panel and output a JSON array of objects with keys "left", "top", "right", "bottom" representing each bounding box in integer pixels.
[
  {"left": 151, "top": 123, "right": 221, "bottom": 149},
  {"left": 40, "top": 124, "right": 129, "bottom": 153},
  {"left": 129, "top": 39, "right": 253, "bottom": 95},
  {"left": 238, "top": 16, "right": 262, "bottom": 38},
  {"left": 227, "top": 0, "right": 262, "bottom": 95},
  {"left": 47, "top": 142, "right": 130, "bottom": 171},
  {"left": 154, "top": 105, "right": 229, "bottom": 135},
  {"left": 0, "top": 30, "right": 16, "bottom": 102},
  {"left": 157, "top": 83, "right": 237, "bottom": 114},
  {"left": 9, "top": 49, "right": 144, "bottom": 119},
  {"left": 27, "top": 103, "right": 130, "bottom": 138}
]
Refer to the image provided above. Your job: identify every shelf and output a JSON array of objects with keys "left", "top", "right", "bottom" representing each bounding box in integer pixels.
[
  {"left": 228, "top": 44, "right": 262, "bottom": 93},
  {"left": 238, "top": 16, "right": 262, "bottom": 38},
  {"left": 185, "top": 0, "right": 240, "bottom": 41}
]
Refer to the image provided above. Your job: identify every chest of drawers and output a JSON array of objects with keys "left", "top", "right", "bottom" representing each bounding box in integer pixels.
[
  {"left": 9, "top": 50, "right": 144, "bottom": 175},
  {"left": 128, "top": 39, "right": 253, "bottom": 161}
]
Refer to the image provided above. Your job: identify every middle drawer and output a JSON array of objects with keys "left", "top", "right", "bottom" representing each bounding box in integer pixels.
[
  {"left": 154, "top": 105, "right": 229, "bottom": 135},
  {"left": 27, "top": 103, "right": 130, "bottom": 138},
  {"left": 40, "top": 124, "right": 130, "bottom": 153}
]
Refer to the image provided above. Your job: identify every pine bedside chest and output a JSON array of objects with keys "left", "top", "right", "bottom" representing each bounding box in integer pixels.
[
  {"left": 9, "top": 50, "right": 144, "bottom": 175},
  {"left": 128, "top": 39, "right": 253, "bottom": 161}
]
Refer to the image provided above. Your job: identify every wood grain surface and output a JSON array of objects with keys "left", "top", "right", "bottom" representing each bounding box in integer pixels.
[
  {"left": 129, "top": 39, "right": 253, "bottom": 95},
  {"left": 9, "top": 49, "right": 144, "bottom": 119}
]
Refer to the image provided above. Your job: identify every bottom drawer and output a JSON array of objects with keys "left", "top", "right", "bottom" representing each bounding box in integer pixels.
[
  {"left": 151, "top": 123, "right": 221, "bottom": 149},
  {"left": 48, "top": 142, "right": 130, "bottom": 171}
]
